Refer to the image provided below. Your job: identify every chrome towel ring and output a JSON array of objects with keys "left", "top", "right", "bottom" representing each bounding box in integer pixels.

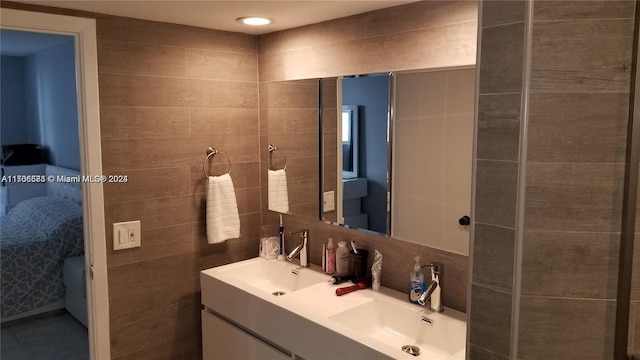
[
  {"left": 268, "top": 144, "right": 287, "bottom": 170},
  {"left": 203, "top": 147, "right": 231, "bottom": 177}
]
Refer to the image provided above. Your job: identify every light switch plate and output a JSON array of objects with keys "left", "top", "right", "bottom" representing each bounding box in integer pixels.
[
  {"left": 323, "top": 191, "right": 335, "bottom": 212},
  {"left": 113, "top": 220, "right": 141, "bottom": 250}
]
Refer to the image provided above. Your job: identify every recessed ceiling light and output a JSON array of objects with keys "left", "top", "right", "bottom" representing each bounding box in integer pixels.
[{"left": 237, "top": 17, "right": 272, "bottom": 26}]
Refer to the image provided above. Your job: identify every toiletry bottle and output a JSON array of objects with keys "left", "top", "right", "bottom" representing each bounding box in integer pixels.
[
  {"left": 336, "top": 241, "right": 349, "bottom": 276},
  {"left": 326, "top": 238, "right": 336, "bottom": 274},
  {"left": 409, "top": 256, "right": 424, "bottom": 304}
]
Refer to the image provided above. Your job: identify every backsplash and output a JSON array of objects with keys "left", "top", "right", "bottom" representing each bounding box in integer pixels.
[{"left": 282, "top": 214, "right": 469, "bottom": 312}]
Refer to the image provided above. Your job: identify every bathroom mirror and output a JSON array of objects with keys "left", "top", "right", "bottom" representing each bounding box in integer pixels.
[
  {"left": 264, "top": 79, "right": 320, "bottom": 218},
  {"left": 266, "top": 67, "right": 475, "bottom": 255}
]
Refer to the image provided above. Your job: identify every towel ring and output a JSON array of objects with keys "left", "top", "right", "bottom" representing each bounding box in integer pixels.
[
  {"left": 203, "top": 147, "right": 231, "bottom": 177},
  {"left": 268, "top": 144, "right": 287, "bottom": 171}
]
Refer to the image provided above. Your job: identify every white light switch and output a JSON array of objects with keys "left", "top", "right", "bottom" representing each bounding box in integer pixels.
[
  {"left": 323, "top": 191, "right": 335, "bottom": 212},
  {"left": 113, "top": 220, "right": 141, "bottom": 250}
]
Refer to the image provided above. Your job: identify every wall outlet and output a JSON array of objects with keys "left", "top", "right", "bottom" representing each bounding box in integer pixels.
[
  {"left": 113, "top": 220, "right": 141, "bottom": 250},
  {"left": 323, "top": 191, "right": 335, "bottom": 212}
]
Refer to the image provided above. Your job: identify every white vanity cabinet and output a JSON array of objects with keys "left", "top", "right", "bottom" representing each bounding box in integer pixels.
[
  {"left": 200, "top": 258, "right": 465, "bottom": 360},
  {"left": 202, "top": 310, "right": 291, "bottom": 360}
]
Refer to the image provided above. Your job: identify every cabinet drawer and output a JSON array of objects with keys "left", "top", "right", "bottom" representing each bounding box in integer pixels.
[{"left": 202, "top": 310, "right": 292, "bottom": 360}]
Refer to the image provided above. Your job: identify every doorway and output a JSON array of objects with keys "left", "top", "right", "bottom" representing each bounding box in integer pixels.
[{"left": 0, "top": 8, "right": 110, "bottom": 360}]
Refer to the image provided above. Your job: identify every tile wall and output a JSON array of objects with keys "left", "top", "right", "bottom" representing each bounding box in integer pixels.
[
  {"left": 95, "top": 16, "right": 261, "bottom": 359},
  {"left": 469, "top": 1, "right": 635, "bottom": 359},
  {"left": 468, "top": 1, "right": 525, "bottom": 358}
]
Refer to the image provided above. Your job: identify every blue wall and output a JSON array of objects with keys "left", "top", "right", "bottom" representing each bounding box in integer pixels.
[
  {"left": 342, "top": 75, "right": 390, "bottom": 234},
  {"left": 24, "top": 39, "right": 79, "bottom": 170},
  {"left": 0, "top": 55, "right": 31, "bottom": 147}
]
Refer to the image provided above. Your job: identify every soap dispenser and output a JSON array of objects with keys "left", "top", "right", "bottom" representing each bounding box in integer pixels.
[{"left": 409, "top": 256, "right": 425, "bottom": 304}]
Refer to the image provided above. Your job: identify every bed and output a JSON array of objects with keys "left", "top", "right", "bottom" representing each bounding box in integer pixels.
[{"left": 0, "top": 165, "right": 84, "bottom": 322}]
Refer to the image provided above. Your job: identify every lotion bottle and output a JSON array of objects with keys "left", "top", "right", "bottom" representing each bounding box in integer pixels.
[
  {"left": 336, "top": 241, "right": 349, "bottom": 276},
  {"left": 326, "top": 238, "right": 336, "bottom": 274}
]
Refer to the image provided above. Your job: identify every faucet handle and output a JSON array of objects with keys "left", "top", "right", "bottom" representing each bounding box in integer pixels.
[{"left": 421, "top": 262, "right": 443, "bottom": 277}]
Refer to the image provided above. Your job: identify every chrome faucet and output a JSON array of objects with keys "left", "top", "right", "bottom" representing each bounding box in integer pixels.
[
  {"left": 286, "top": 229, "right": 309, "bottom": 267},
  {"left": 417, "top": 262, "right": 443, "bottom": 312}
]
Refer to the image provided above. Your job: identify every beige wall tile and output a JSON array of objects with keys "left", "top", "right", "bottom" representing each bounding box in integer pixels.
[
  {"left": 478, "top": 22, "right": 524, "bottom": 94},
  {"left": 476, "top": 93, "right": 521, "bottom": 161},
  {"left": 517, "top": 297, "right": 616, "bottom": 359},
  {"left": 97, "top": 39, "right": 186, "bottom": 77},
  {"left": 100, "top": 107, "right": 190, "bottom": 140},
  {"left": 259, "top": 20, "right": 477, "bottom": 82},
  {"left": 474, "top": 160, "right": 518, "bottom": 228},
  {"left": 111, "top": 334, "right": 200, "bottom": 360},
  {"left": 469, "top": 284, "right": 512, "bottom": 357},
  {"left": 185, "top": 48, "right": 257, "bottom": 82},
  {"left": 258, "top": 15, "right": 366, "bottom": 55},
  {"left": 534, "top": 1, "right": 635, "bottom": 21},
  {"left": 186, "top": 78, "right": 258, "bottom": 108},
  {"left": 109, "top": 262, "right": 196, "bottom": 325},
  {"left": 481, "top": 1, "right": 525, "bottom": 28},
  {"left": 189, "top": 108, "right": 259, "bottom": 137},
  {"left": 358, "top": 21, "right": 477, "bottom": 76},
  {"left": 108, "top": 223, "right": 194, "bottom": 267},
  {"left": 527, "top": 92, "right": 629, "bottom": 163},
  {"left": 468, "top": 344, "right": 510, "bottom": 360},
  {"left": 101, "top": 74, "right": 258, "bottom": 108},
  {"left": 107, "top": 252, "right": 198, "bottom": 298},
  {"left": 633, "top": 300, "right": 640, "bottom": 354},
  {"left": 103, "top": 167, "right": 191, "bottom": 204},
  {"left": 524, "top": 162, "right": 624, "bottom": 232},
  {"left": 110, "top": 300, "right": 201, "bottom": 358},
  {"left": 530, "top": 19, "right": 633, "bottom": 93},
  {"left": 472, "top": 223, "right": 514, "bottom": 292},
  {"left": 630, "top": 233, "right": 640, "bottom": 301},
  {"left": 97, "top": 16, "right": 256, "bottom": 54},
  {"left": 105, "top": 196, "right": 200, "bottom": 232},
  {"left": 521, "top": 230, "right": 619, "bottom": 299},
  {"left": 366, "top": 1, "right": 478, "bottom": 38},
  {"left": 99, "top": 74, "right": 191, "bottom": 107},
  {"left": 102, "top": 137, "right": 199, "bottom": 171}
]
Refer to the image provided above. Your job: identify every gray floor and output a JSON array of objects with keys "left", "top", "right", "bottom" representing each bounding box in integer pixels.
[{"left": 1, "top": 312, "right": 89, "bottom": 360}]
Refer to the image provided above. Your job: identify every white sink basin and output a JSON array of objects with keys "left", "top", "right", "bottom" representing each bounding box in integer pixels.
[
  {"left": 202, "top": 257, "right": 467, "bottom": 360},
  {"left": 329, "top": 297, "right": 466, "bottom": 358},
  {"left": 214, "top": 258, "right": 328, "bottom": 295}
]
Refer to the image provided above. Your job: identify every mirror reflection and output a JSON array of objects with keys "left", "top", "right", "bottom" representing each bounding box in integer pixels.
[
  {"left": 341, "top": 105, "right": 358, "bottom": 179},
  {"left": 264, "top": 79, "right": 320, "bottom": 218},
  {"left": 266, "top": 67, "right": 475, "bottom": 255},
  {"left": 337, "top": 74, "right": 391, "bottom": 234}
]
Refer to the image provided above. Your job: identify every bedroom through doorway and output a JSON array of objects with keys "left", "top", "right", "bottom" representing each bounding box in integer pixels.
[{"left": 1, "top": 29, "right": 89, "bottom": 359}]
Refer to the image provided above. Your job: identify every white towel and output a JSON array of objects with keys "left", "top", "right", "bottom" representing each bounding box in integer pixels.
[
  {"left": 206, "top": 174, "right": 240, "bottom": 244},
  {"left": 268, "top": 169, "right": 289, "bottom": 213}
]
